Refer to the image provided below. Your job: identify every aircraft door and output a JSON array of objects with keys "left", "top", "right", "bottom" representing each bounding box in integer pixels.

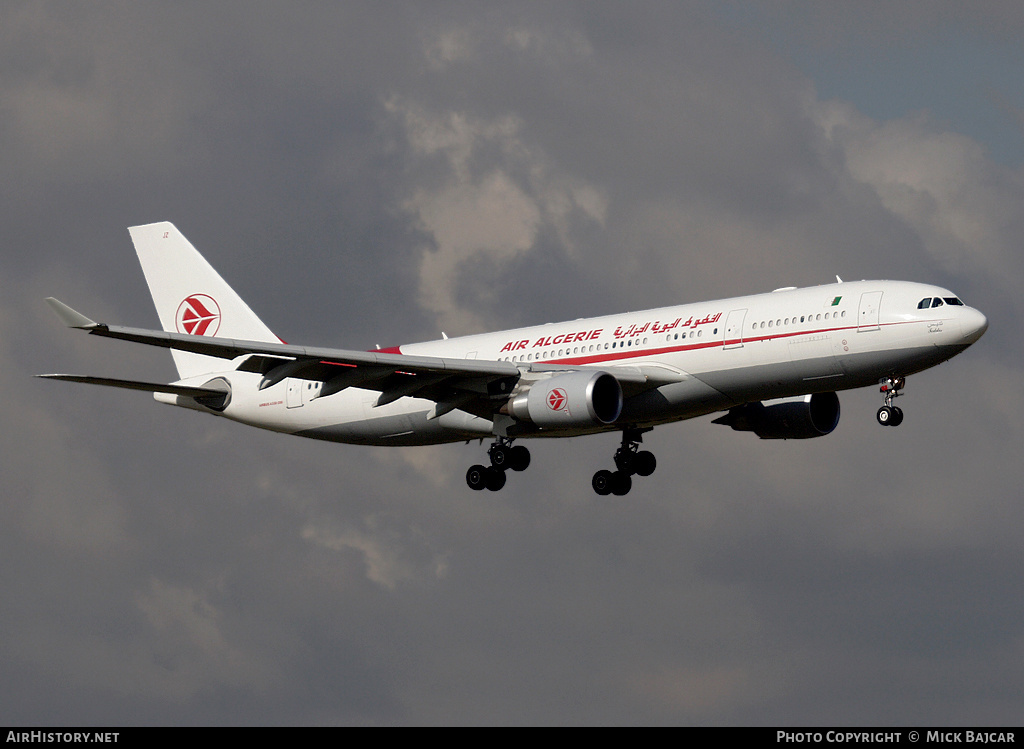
[
  {"left": 724, "top": 308, "right": 747, "bottom": 349},
  {"left": 286, "top": 378, "right": 304, "bottom": 408},
  {"left": 858, "top": 291, "right": 882, "bottom": 332}
]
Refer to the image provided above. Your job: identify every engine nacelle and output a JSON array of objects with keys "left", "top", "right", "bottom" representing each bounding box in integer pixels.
[
  {"left": 712, "top": 392, "right": 840, "bottom": 439},
  {"left": 507, "top": 371, "right": 623, "bottom": 428}
]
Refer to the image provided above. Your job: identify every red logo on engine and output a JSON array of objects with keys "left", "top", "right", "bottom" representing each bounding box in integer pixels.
[
  {"left": 175, "top": 294, "right": 221, "bottom": 336},
  {"left": 546, "top": 388, "right": 567, "bottom": 411}
]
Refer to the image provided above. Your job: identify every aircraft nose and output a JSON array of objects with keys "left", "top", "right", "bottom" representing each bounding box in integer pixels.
[{"left": 961, "top": 307, "right": 988, "bottom": 343}]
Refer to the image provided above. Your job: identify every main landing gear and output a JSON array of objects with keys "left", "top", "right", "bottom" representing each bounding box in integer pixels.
[
  {"left": 592, "top": 428, "right": 657, "bottom": 497},
  {"left": 876, "top": 376, "right": 906, "bottom": 427},
  {"left": 466, "top": 437, "right": 531, "bottom": 491}
]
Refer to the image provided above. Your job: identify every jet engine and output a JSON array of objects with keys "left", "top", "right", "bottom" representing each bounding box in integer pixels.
[
  {"left": 507, "top": 371, "right": 623, "bottom": 428},
  {"left": 712, "top": 392, "right": 840, "bottom": 439}
]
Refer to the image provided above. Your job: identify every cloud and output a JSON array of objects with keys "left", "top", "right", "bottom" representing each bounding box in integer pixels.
[
  {"left": 819, "top": 101, "right": 1024, "bottom": 298},
  {"left": 387, "top": 98, "right": 607, "bottom": 334},
  {"left": 302, "top": 516, "right": 449, "bottom": 589},
  {"left": 0, "top": 4, "right": 205, "bottom": 185},
  {"left": 135, "top": 578, "right": 270, "bottom": 700},
  {"left": 3, "top": 1, "right": 1023, "bottom": 726}
]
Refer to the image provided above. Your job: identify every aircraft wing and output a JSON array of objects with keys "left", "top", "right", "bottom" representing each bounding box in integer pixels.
[
  {"left": 46, "top": 297, "right": 516, "bottom": 376},
  {"left": 44, "top": 299, "right": 670, "bottom": 418},
  {"left": 44, "top": 298, "right": 522, "bottom": 416}
]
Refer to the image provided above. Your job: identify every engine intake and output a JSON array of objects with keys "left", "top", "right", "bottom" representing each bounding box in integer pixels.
[
  {"left": 507, "top": 371, "right": 622, "bottom": 428},
  {"left": 712, "top": 392, "right": 840, "bottom": 439}
]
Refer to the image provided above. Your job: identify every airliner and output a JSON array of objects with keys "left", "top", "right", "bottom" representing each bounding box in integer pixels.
[{"left": 40, "top": 222, "right": 988, "bottom": 495}]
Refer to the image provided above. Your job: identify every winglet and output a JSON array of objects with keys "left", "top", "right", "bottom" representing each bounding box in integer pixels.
[{"left": 45, "top": 298, "right": 100, "bottom": 329}]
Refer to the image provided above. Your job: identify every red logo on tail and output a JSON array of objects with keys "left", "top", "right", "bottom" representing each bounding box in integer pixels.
[{"left": 175, "top": 294, "right": 221, "bottom": 336}]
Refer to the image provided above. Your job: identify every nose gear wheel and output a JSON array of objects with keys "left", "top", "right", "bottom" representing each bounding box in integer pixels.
[{"left": 877, "top": 376, "right": 906, "bottom": 427}]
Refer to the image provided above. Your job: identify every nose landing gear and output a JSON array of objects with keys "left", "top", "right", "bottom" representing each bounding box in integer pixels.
[
  {"left": 466, "top": 437, "right": 531, "bottom": 491},
  {"left": 876, "top": 376, "right": 906, "bottom": 427},
  {"left": 593, "top": 428, "right": 656, "bottom": 496}
]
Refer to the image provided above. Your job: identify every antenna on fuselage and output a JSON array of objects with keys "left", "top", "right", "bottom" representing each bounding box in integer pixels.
[{"left": 836, "top": 275, "right": 844, "bottom": 283}]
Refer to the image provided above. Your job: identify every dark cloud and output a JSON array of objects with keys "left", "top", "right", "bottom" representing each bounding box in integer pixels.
[{"left": 2, "top": 1, "right": 1021, "bottom": 725}]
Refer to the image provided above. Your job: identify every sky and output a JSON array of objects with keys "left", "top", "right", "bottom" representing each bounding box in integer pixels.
[{"left": 3, "top": 1, "right": 1023, "bottom": 725}]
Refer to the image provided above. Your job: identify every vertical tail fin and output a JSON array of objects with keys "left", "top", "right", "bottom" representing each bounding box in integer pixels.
[{"left": 129, "top": 222, "right": 279, "bottom": 379}]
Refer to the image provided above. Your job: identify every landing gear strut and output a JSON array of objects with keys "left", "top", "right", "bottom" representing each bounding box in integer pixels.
[
  {"left": 876, "top": 376, "right": 906, "bottom": 427},
  {"left": 593, "top": 428, "right": 656, "bottom": 496},
  {"left": 466, "top": 437, "right": 530, "bottom": 491}
]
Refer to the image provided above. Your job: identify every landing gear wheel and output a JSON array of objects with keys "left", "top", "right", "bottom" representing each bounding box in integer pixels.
[
  {"left": 485, "top": 466, "right": 506, "bottom": 491},
  {"left": 610, "top": 471, "right": 632, "bottom": 496},
  {"left": 634, "top": 451, "right": 656, "bottom": 477},
  {"left": 489, "top": 444, "right": 511, "bottom": 469},
  {"left": 878, "top": 375, "right": 907, "bottom": 427},
  {"left": 466, "top": 464, "right": 489, "bottom": 491},
  {"left": 592, "top": 469, "right": 614, "bottom": 496},
  {"left": 509, "top": 445, "right": 531, "bottom": 472},
  {"left": 599, "top": 427, "right": 654, "bottom": 494}
]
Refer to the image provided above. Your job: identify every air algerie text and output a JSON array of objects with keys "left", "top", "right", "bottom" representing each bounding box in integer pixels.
[
  {"left": 499, "top": 329, "right": 603, "bottom": 353},
  {"left": 497, "top": 311, "right": 723, "bottom": 353}
]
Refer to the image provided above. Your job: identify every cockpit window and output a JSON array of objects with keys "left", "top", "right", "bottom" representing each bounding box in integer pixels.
[
  {"left": 931, "top": 297, "right": 944, "bottom": 308},
  {"left": 944, "top": 297, "right": 964, "bottom": 306},
  {"left": 918, "top": 298, "right": 931, "bottom": 309}
]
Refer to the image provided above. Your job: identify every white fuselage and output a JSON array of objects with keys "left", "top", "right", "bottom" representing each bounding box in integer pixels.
[{"left": 164, "top": 280, "right": 987, "bottom": 445}]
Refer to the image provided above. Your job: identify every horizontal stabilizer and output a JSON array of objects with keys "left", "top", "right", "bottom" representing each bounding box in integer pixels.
[{"left": 36, "top": 374, "right": 229, "bottom": 404}]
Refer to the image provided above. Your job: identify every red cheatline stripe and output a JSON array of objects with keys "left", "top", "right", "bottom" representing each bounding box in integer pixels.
[{"left": 520, "top": 320, "right": 911, "bottom": 367}]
